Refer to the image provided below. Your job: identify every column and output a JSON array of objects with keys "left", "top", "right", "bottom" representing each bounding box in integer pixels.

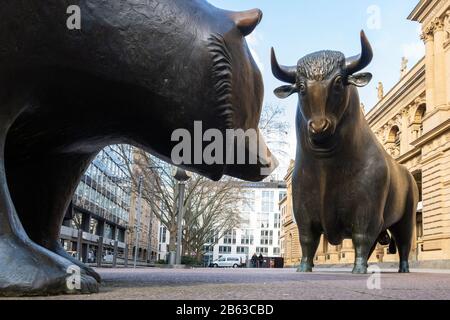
[
  {"left": 433, "top": 18, "right": 447, "bottom": 108},
  {"left": 401, "top": 109, "right": 410, "bottom": 154},
  {"left": 81, "top": 213, "right": 91, "bottom": 233},
  {"left": 97, "top": 220, "right": 105, "bottom": 238},
  {"left": 422, "top": 28, "right": 435, "bottom": 112}
]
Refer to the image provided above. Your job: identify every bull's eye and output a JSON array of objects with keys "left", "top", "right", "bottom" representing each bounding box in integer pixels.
[
  {"left": 333, "top": 76, "right": 344, "bottom": 91},
  {"left": 298, "top": 82, "right": 307, "bottom": 95}
]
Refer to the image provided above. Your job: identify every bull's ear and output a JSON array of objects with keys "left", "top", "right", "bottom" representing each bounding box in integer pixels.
[
  {"left": 347, "top": 72, "right": 372, "bottom": 87},
  {"left": 274, "top": 85, "right": 297, "bottom": 99}
]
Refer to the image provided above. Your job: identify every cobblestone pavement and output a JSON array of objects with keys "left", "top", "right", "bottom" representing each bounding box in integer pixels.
[{"left": 7, "top": 267, "right": 450, "bottom": 300}]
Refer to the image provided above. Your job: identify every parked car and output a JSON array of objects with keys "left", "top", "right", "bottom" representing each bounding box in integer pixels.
[
  {"left": 103, "top": 253, "right": 114, "bottom": 263},
  {"left": 211, "top": 256, "right": 242, "bottom": 268}
]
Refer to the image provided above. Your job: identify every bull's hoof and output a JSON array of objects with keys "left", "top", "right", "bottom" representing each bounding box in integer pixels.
[
  {"left": 297, "top": 262, "right": 313, "bottom": 273},
  {"left": 398, "top": 261, "right": 410, "bottom": 273},
  {"left": 352, "top": 264, "right": 368, "bottom": 274},
  {"left": 0, "top": 234, "right": 98, "bottom": 297},
  {"left": 52, "top": 241, "right": 101, "bottom": 283}
]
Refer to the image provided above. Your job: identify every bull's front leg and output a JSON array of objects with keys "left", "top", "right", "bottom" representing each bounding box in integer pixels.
[
  {"left": 297, "top": 224, "right": 321, "bottom": 272},
  {"left": 351, "top": 204, "right": 383, "bottom": 274}
]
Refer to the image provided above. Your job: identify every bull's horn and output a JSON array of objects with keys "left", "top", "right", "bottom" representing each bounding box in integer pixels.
[
  {"left": 271, "top": 47, "right": 297, "bottom": 84},
  {"left": 346, "top": 30, "right": 373, "bottom": 75},
  {"left": 229, "top": 9, "right": 263, "bottom": 37}
]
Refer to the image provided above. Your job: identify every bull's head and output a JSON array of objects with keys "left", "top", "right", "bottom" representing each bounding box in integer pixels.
[{"left": 271, "top": 31, "right": 373, "bottom": 156}]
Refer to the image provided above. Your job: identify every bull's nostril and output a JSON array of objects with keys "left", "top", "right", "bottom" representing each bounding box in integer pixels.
[{"left": 309, "top": 119, "right": 329, "bottom": 134}]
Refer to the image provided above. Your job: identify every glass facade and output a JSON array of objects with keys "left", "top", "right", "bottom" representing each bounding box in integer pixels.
[{"left": 73, "top": 145, "right": 132, "bottom": 229}]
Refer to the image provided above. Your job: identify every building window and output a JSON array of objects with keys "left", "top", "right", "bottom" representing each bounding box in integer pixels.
[
  {"left": 159, "top": 226, "right": 167, "bottom": 243},
  {"left": 243, "top": 190, "right": 255, "bottom": 212},
  {"left": 279, "top": 191, "right": 287, "bottom": 202},
  {"left": 414, "top": 104, "right": 427, "bottom": 137},
  {"left": 223, "top": 230, "right": 237, "bottom": 245},
  {"left": 219, "top": 246, "right": 232, "bottom": 254},
  {"left": 416, "top": 212, "right": 423, "bottom": 239},
  {"left": 257, "top": 213, "right": 270, "bottom": 229},
  {"left": 104, "top": 223, "right": 113, "bottom": 239},
  {"left": 241, "top": 230, "right": 254, "bottom": 245},
  {"left": 274, "top": 213, "right": 281, "bottom": 229},
  {"left": 203, "top": 245, "right": 214, "bottom": 253},
  {"left": 71, "top": 212, "right": 83, "bottom": 230},
  {"left": 256, "top": 247, "right": 269, "bottom": 254},
  {"left": 207, "top": 233, "right": 219, "bottom": 244},
  {"left": 260, "top": 230, "right": 273, "bottom": 245},
  {"left": 387, "top": 126, "right": 401, "bottom": 156},
  {"left": 273, "top": 247, "right": 280, "bottom": 255},
  {"left": 236, "top": 247, "right": 249, "bottom": 254},
  {"left": 261, "top": 191, "right": 274, "bottom": 212}
]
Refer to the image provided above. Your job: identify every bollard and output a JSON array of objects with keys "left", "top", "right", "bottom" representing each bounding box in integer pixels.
[
  {"left": 97, "top": 236, "right": 103, "bottom": 268},
  {"left": 124, "top": 244, "right": 128, "bottom": 268},
  {"left": 76, "top": 229, "right": 83, "bottom": 261},
  {"left": 112, "top": 240, "right": 118, "bottom": 268}
]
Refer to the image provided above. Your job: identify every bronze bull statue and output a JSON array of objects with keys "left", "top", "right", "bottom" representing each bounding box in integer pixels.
[
  {"left": 272, "top": 31, "right": 419, "bottom": 274},
  {"left": 0, "top": 0, "right": 277, "bottom": 296}
]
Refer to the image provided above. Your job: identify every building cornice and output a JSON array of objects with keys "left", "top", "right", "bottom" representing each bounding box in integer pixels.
[
  {"left": 396, "top": 147, "right": 421, "bottom": 164},
  {"left": 411, "top": 118, "right": 450, "bottom": 148},
  {"left": 366, "top": 58, "right": 425, "bottom": 126},
  {"left": 408, "top": 0, "right": 435, "bottom": 22},
  {"left": 408, "top": 0, "right": 448, "bottom": 24}
]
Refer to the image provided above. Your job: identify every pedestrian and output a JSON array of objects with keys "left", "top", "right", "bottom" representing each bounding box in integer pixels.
[
  {"left": 258, "top": 253, "right": 264, "bottom": 268},
  {"left": 251, "top": 253, "right": 257, "bottom": 268}
]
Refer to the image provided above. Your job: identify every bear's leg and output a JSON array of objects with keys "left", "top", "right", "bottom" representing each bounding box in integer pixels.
[
  {"left": 0, "top": 103, "right": 98, "bottom": 296},
  {"left": 6, "top": 150, "right": 102, "bottom": 284}
]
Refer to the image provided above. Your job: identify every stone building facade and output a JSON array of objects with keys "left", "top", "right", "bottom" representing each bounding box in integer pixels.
[
  {"left": 280, "top": 161, "right": 302, "bottom": 267},
  {"left": 281, "top": 0, "right": 450, "bottom": 267},
  {"left": 127, "top": 149, "right": 160, "bottom": 263}
]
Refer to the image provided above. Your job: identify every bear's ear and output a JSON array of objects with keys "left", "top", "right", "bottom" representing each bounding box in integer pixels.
[
  {"left": 347, "top": 72, "right": 372, "bottom": 87},
  {"left": 274, "top": 85, "right": 297, "bottom": 99}
]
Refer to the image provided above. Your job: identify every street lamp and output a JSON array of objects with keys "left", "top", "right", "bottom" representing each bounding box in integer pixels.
[
  {"left": 172, "top": 168, "right": 191, "bottom": 266},
  {"left": 133, "top": 175, "right": 143, "bottom": 269}
]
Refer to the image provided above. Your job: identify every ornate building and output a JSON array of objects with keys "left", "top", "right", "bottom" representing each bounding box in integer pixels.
[
  {"left": 280, "top": 161, "right": 301, "bottom": 267},
  {"left": 282, "top": 0, "right": 450, "bottom": 267}
]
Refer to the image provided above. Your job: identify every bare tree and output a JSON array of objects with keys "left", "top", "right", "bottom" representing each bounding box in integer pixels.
[
  {"left": 109, "top": 104, "right": 289, "bottom": 261},
  {"left": 259, "top": 104, "right": 290, "bottom": 159},
  {"left": 114, "top": 147, "right": 244, "bottom": 260}
]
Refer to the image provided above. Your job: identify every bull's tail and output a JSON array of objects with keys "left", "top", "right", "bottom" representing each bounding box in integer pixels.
[
  {"left": 377, "top": 231, "right": 397, "bottom": 254},
  {"left": 388, "top": 236, "right": 397, "bottom": 254}
]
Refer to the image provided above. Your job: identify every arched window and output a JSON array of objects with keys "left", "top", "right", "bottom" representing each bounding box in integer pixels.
[
  {"left": 414, "top": 104, "right": 426, "bottom": 136},
  {"left": 388, "top": 126, "right": 400, "bottom": 144},
  {"left": 387, "top": 126, "right": 401, "bottom": 157}
]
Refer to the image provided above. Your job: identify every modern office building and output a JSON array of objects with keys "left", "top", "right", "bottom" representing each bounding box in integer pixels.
[
  {"left": 61, "top": 145, "right": 132, "bottom": 263},
  {"left": 204, "top": 180, "right": 287, "bottom": 265}
]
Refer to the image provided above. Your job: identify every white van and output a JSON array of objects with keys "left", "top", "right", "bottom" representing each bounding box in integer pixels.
[{"left": 211, "top": 256, "right": 243, "bottom": 268}]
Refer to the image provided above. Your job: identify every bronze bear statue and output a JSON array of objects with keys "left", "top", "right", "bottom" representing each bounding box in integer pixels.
[{"left": 0, "top": 0, "right": 276, "bottom": 296}]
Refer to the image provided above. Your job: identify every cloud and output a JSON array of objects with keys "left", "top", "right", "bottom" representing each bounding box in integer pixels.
[{"left": 401, "top": 25, "right": 425, "bottom": 61}]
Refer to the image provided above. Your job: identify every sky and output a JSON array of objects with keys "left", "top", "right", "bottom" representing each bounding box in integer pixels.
[{"left": 208, "top": 0, "right": 424, "bottom": 176}]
